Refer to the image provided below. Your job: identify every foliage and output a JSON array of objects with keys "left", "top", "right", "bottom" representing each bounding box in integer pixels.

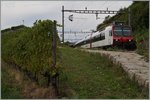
[
  {"left": 2, "top": 19, "right": 61, "bottom": 86},
  {"left": 97, "top": 1, "right": 149, "bottom": 31},
  {"left": 133, "top": 29, "right": 149, "bottom": 60}
]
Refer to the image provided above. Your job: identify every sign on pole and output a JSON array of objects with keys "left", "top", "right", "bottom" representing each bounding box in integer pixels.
[{"left": 69, "top": 14, "right": 73, "bottom": 21}]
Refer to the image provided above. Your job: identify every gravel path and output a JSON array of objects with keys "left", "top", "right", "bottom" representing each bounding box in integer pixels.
[{"left": 83, "top": 49, "right": 149, "bottom": 89}]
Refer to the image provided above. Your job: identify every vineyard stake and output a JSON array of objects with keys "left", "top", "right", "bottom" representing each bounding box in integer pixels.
[
  {"left": 52, "top": 20, "right": 59, "bottom": 96},
  {"left": 53, "top": 20, "right": 57, "bottom": 67}
]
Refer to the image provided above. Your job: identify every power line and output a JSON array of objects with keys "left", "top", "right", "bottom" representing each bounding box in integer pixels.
[
  {"left": 63, "top": 9, "right": 119, "bottom": 14},
  {"left": 64, "top": 17, "right": 88, "bottom": 19}
]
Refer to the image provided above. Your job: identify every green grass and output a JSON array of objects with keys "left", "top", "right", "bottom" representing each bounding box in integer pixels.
[
  {"left": 134, "top": 29, "right": 149, "bottom": 61},
  {"left": 1, "top": 61, "right": 22, "bottom": 99},
  {"left": 59, "top": 46, "right": 148, "bottom": 99}
]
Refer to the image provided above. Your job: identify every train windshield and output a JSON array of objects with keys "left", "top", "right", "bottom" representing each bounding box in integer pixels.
[
  {"left": 114, "top": 27, "right": 122, "bottom": 36},
  {"left": 114, "top": 26, "right": 131, "bottom": 36},
  {"left": 123, "top": 27, "right": 131, "bottom": 36}
]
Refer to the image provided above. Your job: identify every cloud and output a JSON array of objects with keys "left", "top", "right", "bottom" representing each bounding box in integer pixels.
[
  {"left": 1, "top": 1, "right": 133, "bottom": 42},
  {"left": 1, "top": 1, "right": 132, "bottom": 29}
]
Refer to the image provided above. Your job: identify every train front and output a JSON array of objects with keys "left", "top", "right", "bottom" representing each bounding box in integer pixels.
[{"left": 112, "top": 25, "right": 136, "bottom": 49}]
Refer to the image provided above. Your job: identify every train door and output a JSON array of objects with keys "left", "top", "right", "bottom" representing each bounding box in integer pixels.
[
  {"left": 108, "top": 30, "right": 113, "bottom": 45},
  {"left": 90, "top": 33, "right": 92, "bottom": 48}
]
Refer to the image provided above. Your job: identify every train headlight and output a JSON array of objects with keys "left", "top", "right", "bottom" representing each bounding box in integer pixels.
[
  {"left": 116, "top": 39, "right": 118, "bottom": 41},
  {"left": 129, "top": 40, "right": 131, "bottom": 41}
]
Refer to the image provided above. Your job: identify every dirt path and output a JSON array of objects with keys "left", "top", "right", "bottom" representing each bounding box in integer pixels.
[
  {"left": 2, "top": 61, "right": 57, "bottom": 99},
  {"left": 83, "top": 49, "right": 149, "bottom": 89}
]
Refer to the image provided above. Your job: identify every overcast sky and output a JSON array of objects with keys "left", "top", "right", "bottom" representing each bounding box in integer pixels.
[{"left": 1, "top": 1, "right": 133, "bottom": 42}]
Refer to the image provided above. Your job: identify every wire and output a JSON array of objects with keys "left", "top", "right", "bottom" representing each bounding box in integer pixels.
[{"left": 64, "top": 17, "right": 88, "bottom": 19}]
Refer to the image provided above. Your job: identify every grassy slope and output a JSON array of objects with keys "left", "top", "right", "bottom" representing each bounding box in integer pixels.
[
  {"left": 1, "top": 60, "right": 57, "bottom": 99},
  {"left": 134, "top": 29, "right": 149, "bottom": 61},
  {"left": 59, "top": 46, "right": 148, "bottom": 99},
  {"left": 1, "top": 61, "right": 22, "bottom": 99}
]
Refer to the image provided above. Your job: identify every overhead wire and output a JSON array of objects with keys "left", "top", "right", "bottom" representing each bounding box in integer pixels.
[{"left": 64, "top": 1, "right": 116, "bottom": 42}]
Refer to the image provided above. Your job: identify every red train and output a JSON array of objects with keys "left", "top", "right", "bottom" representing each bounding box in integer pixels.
[{"left": 74, "top": 21, "right": 136, "bottom": 50}]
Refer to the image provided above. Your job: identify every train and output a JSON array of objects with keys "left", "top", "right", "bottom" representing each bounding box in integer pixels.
[{"left": 74, "top": 21, "right": 136, "bottom": 49}]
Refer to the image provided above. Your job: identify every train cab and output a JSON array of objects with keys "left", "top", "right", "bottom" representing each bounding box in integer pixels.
[{"left": 112, "top": 22, "right": 136, "bottom": 48}]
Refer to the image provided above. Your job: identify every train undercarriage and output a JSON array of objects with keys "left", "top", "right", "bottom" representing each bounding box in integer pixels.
[{"left": 101, "top": 40, "right": 137, "bottom": 50}]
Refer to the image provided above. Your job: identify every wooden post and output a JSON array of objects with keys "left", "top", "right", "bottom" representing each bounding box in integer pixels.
[
  {"left": 52, "top": 20, "right": 59, "bottom": 96},
  {"left": 62, "top": 6, "right": 64, "bottom": 43}
]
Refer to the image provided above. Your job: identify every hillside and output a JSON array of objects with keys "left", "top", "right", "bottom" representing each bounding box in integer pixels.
[
  {"left": 97, "top": 1, "right": 149, "bottom": 31},
  {"left": 97, "top": 1, "right": 149, "bottom": 59},
  {"left": 1, "top": 25, "right": 26, "bottom": 33}
]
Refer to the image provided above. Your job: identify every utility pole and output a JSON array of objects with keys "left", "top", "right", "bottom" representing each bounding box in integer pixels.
[
  {"left": 22, "top": 20, "right": 24, "bottom": 25},
  {"left": 128, "top": 8, "right": 131, "bottom": 26},
  {"left": 62, "top": 6, "right": 64, "bottom": 43},
  {"left": 53, "top": 20, "right": 57, "bottom": 68}
]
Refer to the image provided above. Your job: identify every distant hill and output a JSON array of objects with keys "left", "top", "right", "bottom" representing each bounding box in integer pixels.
[
  {"left": 97, "top": 1, "right": 149, "bottom": 32},
  {"left": 1, "top": 25, "right": 26, "bottom": 33}
]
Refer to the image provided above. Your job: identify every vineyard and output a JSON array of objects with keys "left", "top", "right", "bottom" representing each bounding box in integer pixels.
[{"left": 2, "top": 19, "right": 61, "bottom": 86}]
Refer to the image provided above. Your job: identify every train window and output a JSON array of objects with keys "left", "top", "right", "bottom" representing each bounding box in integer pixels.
[
  {"left": 103, "top": 34, "right": 105, "bottom": 40},
  {"left": 99, "top": 34, "right": 101, "bottom": 38},
  {"left": 109, "top": 30, "right": 112, "bottom": 36},
  {"left": 90, "top": 33, "right": 105, "bottom": 43},
  {"left": 123, "top": 27, "right": 131, "bottom": 36},
  {"left": 101, "top": 32, "right": 105, "bottom": 40},
  {"left": 87, "top": 39, "right": 90, "bottom": 44},
  {"left": 114, "top": 26, "right": 122, "bottom": 36}
]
